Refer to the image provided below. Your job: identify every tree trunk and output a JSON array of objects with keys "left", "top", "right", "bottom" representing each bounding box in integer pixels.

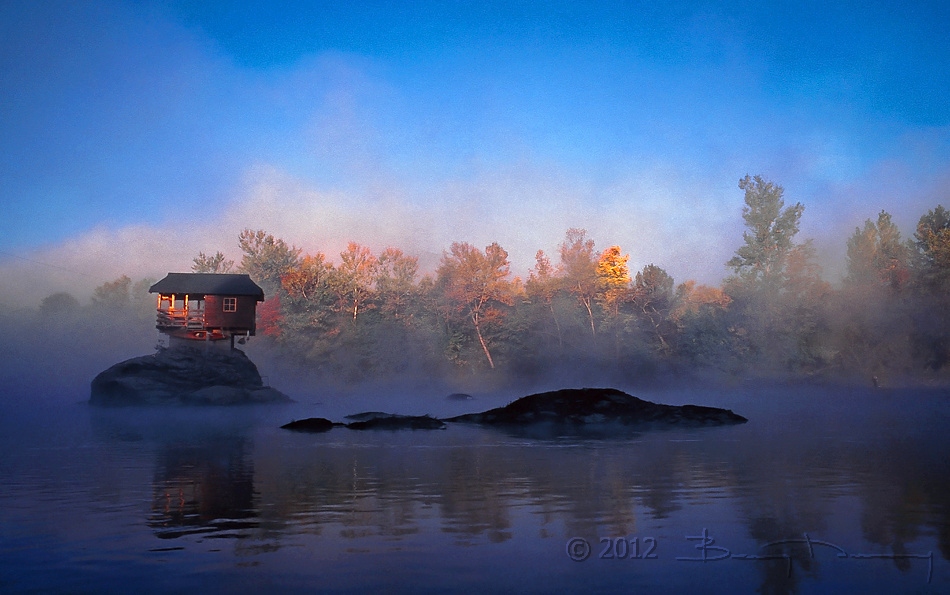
[
  {"left": 472, "top": 312, "right": 495, "bottom": 369},
  {"left": 549, "top": 302, "right": 563, "bottom": 348},
  {"left": 583, "top": 297, "right": 596, "bottom": 336}
]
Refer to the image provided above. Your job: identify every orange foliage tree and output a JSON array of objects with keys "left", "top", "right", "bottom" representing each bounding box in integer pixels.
[
  {"left": 436, "top": 242, "right": 514, "bottom": 369},
  {"left": 331, "top": 242, "right": 378, "bottom": 322}
]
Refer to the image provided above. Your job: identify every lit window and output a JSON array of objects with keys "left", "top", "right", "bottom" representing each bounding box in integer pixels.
[{"left": 223, "top": 297, "right": 237, "bottom": 312}]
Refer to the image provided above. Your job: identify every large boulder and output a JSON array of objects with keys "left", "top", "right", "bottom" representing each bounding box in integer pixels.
[
  {"left": 446, "top": 387, "right": 746, "bottom": 428},
  {"left": 90, "top": 346, "right": 292, "bottom": 406}
]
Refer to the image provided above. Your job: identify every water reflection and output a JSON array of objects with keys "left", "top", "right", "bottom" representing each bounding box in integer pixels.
[
  {"left": 149, "top": 437, "right": 257, "bottom": 539},
  {"left": 57, "top": 389, "right": 949, "bottom": 592}
]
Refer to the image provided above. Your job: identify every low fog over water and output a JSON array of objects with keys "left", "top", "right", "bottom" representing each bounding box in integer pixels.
[{"left": 1, "top": 286, "right": 949, "bottom": 592}]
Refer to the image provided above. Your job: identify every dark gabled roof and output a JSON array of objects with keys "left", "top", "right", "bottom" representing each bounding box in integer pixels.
[{"left": 149, "top": 273, "right": 265, "bottom": 300}]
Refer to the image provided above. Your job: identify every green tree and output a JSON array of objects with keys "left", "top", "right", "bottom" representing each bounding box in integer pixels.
[
  {"left": 375, "top": 247, "right": 419, "bottom": 323},
  {"left": 558, "top": 228, "right": 599, "bottom": 337},
  {"left": 237, "top": 229, "right": 301, "bottom": 296},
  {"left": 727, "top": 175, "right": 805, "bottom": 294},
  {"left": 525, "top": 249, "right": 563, "bottom": 348},
  {"left": 724, "top": 176, "right": 834, "bottom": 374},
  {"left": 631, "top": 264, "right": 676, "bottom": 354},
  {"left": 436, "top": 242, "right": 514, "bottom": 369},
  {"left": 671, "top": 281, "right": 735, "bottom": 368},
  {"left": 192, "top": 251, "right": 234, "bottom": 274},
  {"left": 277, "top": 253, "right": 337, "bottom": 364}
]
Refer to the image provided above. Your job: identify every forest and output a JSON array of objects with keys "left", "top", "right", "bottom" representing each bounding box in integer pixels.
[{"left": 36, "top": 175, "right": 950, "bottom": 388}]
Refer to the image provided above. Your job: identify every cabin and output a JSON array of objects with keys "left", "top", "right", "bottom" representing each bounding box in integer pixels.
[{"left": 149, "top": 273, "right": 265, "bottom": 347}]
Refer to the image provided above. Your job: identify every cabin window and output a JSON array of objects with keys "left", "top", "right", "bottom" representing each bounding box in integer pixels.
[{"left": 223, "top": 297, "right": 237, "bottom": 312}]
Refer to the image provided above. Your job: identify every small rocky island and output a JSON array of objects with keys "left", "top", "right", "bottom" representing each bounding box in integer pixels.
[
  {"left": 90, "top": 346, "right": 292, "bottom": 406},
  {"left": 279, "top": 387, "right": 746, "bottom": 433},
  {"left": 447, "top": 388, "right": 747, "bottom": 427},
  {"left": 281, "top": 413, "right": 446, "bottom": 432},
  {"left": 90, "top": 272, "right": 292, "bottom": 406}
]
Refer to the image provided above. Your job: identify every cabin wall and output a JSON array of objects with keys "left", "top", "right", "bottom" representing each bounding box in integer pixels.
[{"left": 204, "top": 295, "right": 258, "bottom": 334}]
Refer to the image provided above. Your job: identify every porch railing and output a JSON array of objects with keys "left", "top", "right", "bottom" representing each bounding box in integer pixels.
[{"left": 156, "top": 309, "right": 206, "bottom": 329}]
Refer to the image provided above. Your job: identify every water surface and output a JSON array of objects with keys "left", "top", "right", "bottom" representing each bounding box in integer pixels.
[{"left": 1, "top": 386, "right": 948, "bottom": 593}]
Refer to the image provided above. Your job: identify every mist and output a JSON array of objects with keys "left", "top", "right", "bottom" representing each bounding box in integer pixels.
[{"left": 4, "top": 189, "right": 948, "bottom": 421}]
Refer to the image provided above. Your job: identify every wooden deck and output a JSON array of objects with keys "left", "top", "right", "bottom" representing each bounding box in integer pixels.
[{"left": 156, "top": 309, "right": 206, "bottom": 330}]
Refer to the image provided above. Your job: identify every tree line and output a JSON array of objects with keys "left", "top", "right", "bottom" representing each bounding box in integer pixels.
[{"left": 69, "top": 175, "right": 950, "bottom": 386}]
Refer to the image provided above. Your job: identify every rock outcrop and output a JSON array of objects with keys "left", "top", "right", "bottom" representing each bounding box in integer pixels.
[
  {"left": 447, "top": 387, "right": 746, "bottom": 427},
  {"left": 344, "top": 412, "right": 446, "bottom": 430},
  {"left": 280, "top": 413, "right": 446, "bottom": 432},
  {"left": 281, "top": 417, "right": 338, "bottom": 432},
  {"left": 90, "top": 346, "right": 292, "bottom": 406}
]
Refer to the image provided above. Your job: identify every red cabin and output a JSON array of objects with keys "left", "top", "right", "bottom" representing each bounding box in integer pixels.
[{"left": 149, "top": 273, "right": 265, "bottom": 346}]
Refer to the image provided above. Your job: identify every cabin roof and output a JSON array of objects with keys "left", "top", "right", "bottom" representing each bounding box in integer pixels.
[{"left": 149, "top": 273, "right": 265, "bottom": 300}]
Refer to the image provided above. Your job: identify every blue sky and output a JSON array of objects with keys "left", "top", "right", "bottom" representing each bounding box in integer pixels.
[{"left": 1, "top": 0, "right": 949, "bottom": 302}]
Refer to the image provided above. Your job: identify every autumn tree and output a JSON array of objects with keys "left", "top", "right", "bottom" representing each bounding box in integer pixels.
[
  {"left": 845, "top": 210, "right": 910, "bottom": 291},
  {"left": 282, "top": 253, "right": 333, "bottom": 304},
  {"left": 672, "top": 281, "right": 734, "bottom": 367},
  {"left": 912, "top": 205, "right": 950, "bottom": 290},
  {"left": 596, "top": 246, "right": 631, "bottom": 317},
  {"left": 909, "top": 205, "right": 950, "bottom": 370},
  {"left": 91, "top": 275, "right": 132, "bottom": 307},
  {"left": 237, "top": 229, "right": 301, "bottom": 295},
  {"left": 256, "top": 294, "right": 284, "bottom": 338},
  {"left": 436, "top": 242, "right": 514, "bottom": 369},
  {"left": 672, "top": 281, "right": 731, "bottom": 320},
  {"left": 558, "top": 228, "right": 599, "bottom": 336},
  {"left": 833, "top": 210, "right": 919, "bottom": 380},
  {"left": 192, "top": 251, "right": 234, "bottom": 274},
  {"left": 329, "top": 242, "right": 378, "bottom": 323}
]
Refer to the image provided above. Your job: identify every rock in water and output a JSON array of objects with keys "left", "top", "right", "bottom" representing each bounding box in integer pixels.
[
  {"left": 345, "top": 413, "right": 446, "bottom": 430},
  {"left": 281, "top": 418, "right": 337, "bottom": 432},
  {"left": 90, "top": 347, "right": 292, "bottom": 406},
  {"left": 446, "top": 387, "right": 746, "bottom": 427}
]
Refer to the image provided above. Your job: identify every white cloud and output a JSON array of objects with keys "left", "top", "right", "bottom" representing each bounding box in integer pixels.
[{"left": 0, "top": 158, "right": 743, "bottom": 305}]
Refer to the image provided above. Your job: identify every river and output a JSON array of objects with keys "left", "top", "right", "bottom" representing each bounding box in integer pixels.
[{"left": 1, "top": 385, "right": 948, "bottom": 593}]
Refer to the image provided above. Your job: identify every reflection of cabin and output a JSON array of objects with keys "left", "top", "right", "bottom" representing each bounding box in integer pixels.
[{"left": 149, "top": 273, "right": 264, "bottom": 347}]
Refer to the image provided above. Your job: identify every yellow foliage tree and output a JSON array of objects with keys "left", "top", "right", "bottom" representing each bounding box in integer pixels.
[{"left": 596, "top": 245, "right": 631, "bottom": 317}]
